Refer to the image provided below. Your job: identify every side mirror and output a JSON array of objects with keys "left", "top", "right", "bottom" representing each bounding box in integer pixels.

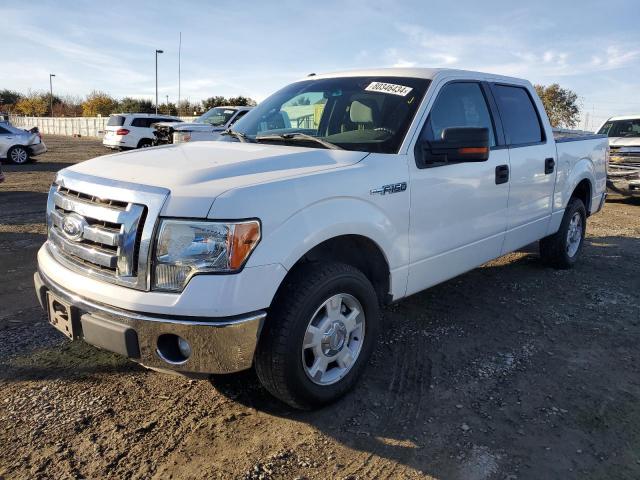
[{"left": 419, "top": 127, "right": 490, "bottom": 166}]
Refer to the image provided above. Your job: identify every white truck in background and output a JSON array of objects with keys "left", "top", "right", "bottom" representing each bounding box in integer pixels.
[
  {"left": 35, "top": 68, "right": 607, "bottom": 409},
  {"left": 597, "top": 115, "right": 640, "bottom": 196},
  {"left": 153, "top": 106, "right": 253, "bottom": 145}
]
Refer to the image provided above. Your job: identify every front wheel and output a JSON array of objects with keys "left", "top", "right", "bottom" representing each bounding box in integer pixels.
[
  {"left": 255, "top": 262, "right": 380, "bottom": 409},
  {"left": 8, "top": 146, "right": 30, "bottom": 165},
  {"left": 539, "top": 198, "right": 586, "bottom": 269}
]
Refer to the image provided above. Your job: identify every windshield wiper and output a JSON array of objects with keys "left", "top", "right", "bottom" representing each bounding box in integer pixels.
[
  {"left": 255, "top": 133, "right": 343, "bottom": 150},
  {"left": 220, "top": 129, "right": 253, "bottom": 143}
]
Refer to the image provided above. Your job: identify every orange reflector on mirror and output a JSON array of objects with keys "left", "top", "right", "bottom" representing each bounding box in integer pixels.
[{"left": 458, "top": 147, "right": 488, "bottom": 155}]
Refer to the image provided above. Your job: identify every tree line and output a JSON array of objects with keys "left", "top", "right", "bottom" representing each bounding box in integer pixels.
[
  {"left": 1, "top": 84, "right": 581, "bottom": 128},
  {"left": 0, "top": 89, "right": 257, "bottom": 118}
]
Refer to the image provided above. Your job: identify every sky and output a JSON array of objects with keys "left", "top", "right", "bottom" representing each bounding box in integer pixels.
[{"left": 1, "top": 0, "right": 639, "bottom": 130}]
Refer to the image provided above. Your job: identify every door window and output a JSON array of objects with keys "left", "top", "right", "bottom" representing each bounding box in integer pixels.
[
  {"left": 492, "top": 85, "right": 543, "bottom": 145},
  {"left": 423, "top": 82, "right": 496, "bottom": 146}
]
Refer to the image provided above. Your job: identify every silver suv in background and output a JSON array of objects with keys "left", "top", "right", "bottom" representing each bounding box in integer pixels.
[
  {"left": 0, "top": 121, "right": 47, "bottom": 164},
  {"left": 154, "top": 106, "right": 252, "bottom": 145},
  {"left": 103, "top": 113, "right": 183, "bottom": 150}
]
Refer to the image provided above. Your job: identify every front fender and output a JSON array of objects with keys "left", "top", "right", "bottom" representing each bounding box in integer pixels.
[{"left": 248, "top": 197, "right": 409, "bottom": 299}]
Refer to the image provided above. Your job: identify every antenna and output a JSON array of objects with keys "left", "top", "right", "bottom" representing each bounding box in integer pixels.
[{"left": 178, "top": 32, "right": 182, "bottom": 116}]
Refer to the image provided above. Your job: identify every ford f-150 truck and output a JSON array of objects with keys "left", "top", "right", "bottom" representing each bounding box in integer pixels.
[{"left": 34, "top": 68, "right": 608, "bottom": 409}]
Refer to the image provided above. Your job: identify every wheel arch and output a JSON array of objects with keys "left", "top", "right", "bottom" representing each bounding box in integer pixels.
[
  {"left": 278, "top": 234, "right": 392, "bottom": 306},
  {"left": 570, "top": 178, "right": 592, "bottom": 215},
  {"left": 137, "top": 138, "right": 153, "bottom": 148}
]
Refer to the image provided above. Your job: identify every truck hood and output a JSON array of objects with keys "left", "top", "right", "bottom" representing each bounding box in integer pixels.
[
  {"left": 609, "top": 137, "right": 640, "bottom": 147},
  {"left": 66, "top": 141, "right": 368, "bottom": 217}
]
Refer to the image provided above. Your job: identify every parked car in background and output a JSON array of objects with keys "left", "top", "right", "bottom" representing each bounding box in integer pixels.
[
  {"left": 35, "top": 68, "right": 607, "bottom": 409},
  {"left": 103, "top": 113, "right": 182, "bottom": 150},
  {"left": 597, "top": 115, "right": 640, "bottom": 196},
  {"left": 154, "top": 106, "right": 253, "bottom": 145},
  {"left": 0, "top": 122, "right": 47, "bottom": 164}
]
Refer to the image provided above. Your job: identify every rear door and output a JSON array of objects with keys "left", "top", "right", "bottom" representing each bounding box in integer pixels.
[
  {"left": 407, "top": 80, "right": 510, "bottom": 295},
  {"left": 489, "top": 84, "right": 557, "bottom": 253}
]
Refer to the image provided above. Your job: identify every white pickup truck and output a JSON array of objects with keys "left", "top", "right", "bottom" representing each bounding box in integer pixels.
[{"left": 34, "top": 68, "right": 607, "bottom": 409}]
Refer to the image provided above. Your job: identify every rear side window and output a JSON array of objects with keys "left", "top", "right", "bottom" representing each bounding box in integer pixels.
[
  {"left": 131, "top": 118, "right": 152, "bottom": 128},
  {"left": 107, "top": 115, "right": 126, "bottom": 127},
  {"left": 492, "top": 85, "right": 543, "bottom": 146},
  {"left": 0, "top": 125, "right": 10, "bottom": 134}
]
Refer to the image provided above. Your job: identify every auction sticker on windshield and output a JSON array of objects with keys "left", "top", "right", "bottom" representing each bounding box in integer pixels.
[{"left": 365, "top": 82, "right": 413, "bottom": 96}]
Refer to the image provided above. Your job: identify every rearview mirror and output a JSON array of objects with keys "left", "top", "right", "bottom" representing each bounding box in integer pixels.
[{"left": 419, "top": 127, "right": 490, "bottom": 167}]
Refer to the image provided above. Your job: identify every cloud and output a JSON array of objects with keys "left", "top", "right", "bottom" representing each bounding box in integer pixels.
[{"left": 386, "top": 22, "right": 639, "bottom": 80}]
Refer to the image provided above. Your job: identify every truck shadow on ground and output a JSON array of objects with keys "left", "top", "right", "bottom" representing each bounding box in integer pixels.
[
  {"left": 211, "top": 234, "right": 640, "bottom": 477},
  {"left": 1, "top": 161, "right": 77, "bottom": 173}
]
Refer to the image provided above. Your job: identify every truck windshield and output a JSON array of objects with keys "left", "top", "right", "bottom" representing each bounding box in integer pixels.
[
  {"left": 598, "top": 119, "right": 640, "bottom": 137},
  {"left": 198, "top": 107, "right": 237, "bottom": 126},
  {"left": 228, "top": 76, "right": 431, "bottom": 153}
]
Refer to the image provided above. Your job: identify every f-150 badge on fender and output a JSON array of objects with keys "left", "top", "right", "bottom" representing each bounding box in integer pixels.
[{"left": 370, "top": 182, "right": 407, "bottom": 196}]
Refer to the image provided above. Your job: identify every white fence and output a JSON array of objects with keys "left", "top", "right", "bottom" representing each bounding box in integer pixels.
[
  {"left": 8, "top": 115, "right": 200, "bottom": 138},
  {"left": 9, "top": 116, "right": 109, "bottom": 137}
]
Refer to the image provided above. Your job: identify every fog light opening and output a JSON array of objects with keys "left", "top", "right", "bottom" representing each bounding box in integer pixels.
[{"left": 156, "top": 334, "right": 191, "bottom": 365}]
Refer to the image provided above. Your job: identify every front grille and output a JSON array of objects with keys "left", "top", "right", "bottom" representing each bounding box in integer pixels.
[{"left": 48, "top": 185, "right": 146, "bottom": 281}]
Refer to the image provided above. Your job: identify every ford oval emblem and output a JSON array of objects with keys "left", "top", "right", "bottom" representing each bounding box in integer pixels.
[{"left": 61, "top": 213, "right": 88, "bottom": 241}]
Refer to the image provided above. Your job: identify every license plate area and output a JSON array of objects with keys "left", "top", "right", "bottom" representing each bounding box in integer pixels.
[{"left": 47, "top": 292, "right": 75, "bottom": 339}]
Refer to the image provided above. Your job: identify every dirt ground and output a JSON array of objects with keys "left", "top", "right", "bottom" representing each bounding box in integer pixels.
[{"left": 1, "top": 136, "right": 639, "bottom": 480}]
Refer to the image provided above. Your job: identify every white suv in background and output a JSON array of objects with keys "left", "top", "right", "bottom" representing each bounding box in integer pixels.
[{"left": 103, "top": 114, "right": 182, "bottom": 150}]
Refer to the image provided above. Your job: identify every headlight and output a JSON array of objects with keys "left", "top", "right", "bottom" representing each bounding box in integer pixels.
[
  {"left": 153, "top": 219, "right": 261, "bottom": 291},
  {"left": 173, "top": 131, "right": 192, "bottom": 143}
]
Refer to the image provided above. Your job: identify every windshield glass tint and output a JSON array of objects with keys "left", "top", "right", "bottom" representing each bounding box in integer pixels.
[
  {"left": 107, "top": 115, "right": 126, "bottom": 127},
  {"left": 198, "top": 107, "right": 237, "bottom": 126},
  {"left": 598, "top": 119, "right": 640, "bottom": 137},
  {"left": 230, "top": 76, "right": 431, "bottom": 153}
]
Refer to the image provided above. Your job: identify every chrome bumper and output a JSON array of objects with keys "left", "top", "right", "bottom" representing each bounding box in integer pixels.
[{"left": 34, "top": 270, "right": 265, "bottom": 375}]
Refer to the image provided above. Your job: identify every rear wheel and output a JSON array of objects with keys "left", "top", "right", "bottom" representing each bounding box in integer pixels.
[
  {"left": 137, "top": 139, "right": 153, "bottom": 149},
  {"left": 255, "top": 262, "right": 380, "bottom": 409},
  {"left": 539, "top": 197, "right": 586, "bottom": 269},
  {"left": 8, "top": 146, "right": 29, "bottom": 165}
]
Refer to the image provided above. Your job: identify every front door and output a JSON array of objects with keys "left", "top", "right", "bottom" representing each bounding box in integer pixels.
[{"left": 407, "top": 81, "right": 510, "bottom": 296}]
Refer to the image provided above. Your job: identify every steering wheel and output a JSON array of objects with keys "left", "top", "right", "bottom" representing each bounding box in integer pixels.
[{"left": 374, "top": 127, "right": 395, "bottom": 136}]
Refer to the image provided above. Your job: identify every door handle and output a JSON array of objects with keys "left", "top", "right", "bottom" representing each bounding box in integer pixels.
[
  {"left": 545, "top": 157, "right": 555, "bottom": 174},
  {"left": 495, "top": 164, "right": 509, "bottom": 185}
]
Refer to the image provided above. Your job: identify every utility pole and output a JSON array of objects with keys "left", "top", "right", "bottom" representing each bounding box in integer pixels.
[
  {"left": 155, "top": 49, "right": 164, "bottom": 114},
  {"left": 49, "top": 73, "right": 56, "bottom": 116},
  {"left": 166, "top": 95, "right": 169, "bottom": 114},
  {"left": 178, "top": 32, "right": 182, "bottom": 116}
]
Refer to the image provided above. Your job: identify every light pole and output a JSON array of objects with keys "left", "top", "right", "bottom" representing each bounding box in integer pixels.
[
  {"left": 155, "top": 49, "right": 163, "bottom": 114},
  {"left": 49, "top": 74, "right": 56, "bottom": 116},
  {"left": 166, "top": 95, "right": 169, "bottom": 114}
]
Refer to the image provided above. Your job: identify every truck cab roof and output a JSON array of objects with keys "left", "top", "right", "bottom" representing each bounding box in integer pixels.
[{"left": 308, "top": 67, "right": 531, "bottom": 86}]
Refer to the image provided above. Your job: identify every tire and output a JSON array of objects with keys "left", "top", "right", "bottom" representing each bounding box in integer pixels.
[
  {"left": 8, "top": 146, "right": 30, "bottom": 165},
  {"left": 137, "top": 139, "right": 152, "bottom": 149},
  {"left": 255, "top": 262, "right": 380, "bottom": 409},
  {"left": 539, "top": 197, "right": 587, "bottom": 269}
]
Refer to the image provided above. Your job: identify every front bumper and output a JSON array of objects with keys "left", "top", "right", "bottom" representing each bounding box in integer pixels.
[
  {"left": 34, "top": 270, "right": 266, "bottom": 376},
  {"left": 29, "top": 142, "right": 47, "bottom": 157},
  {"left": 607, "top": 165, "right": 640, "bottom": 197}
]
